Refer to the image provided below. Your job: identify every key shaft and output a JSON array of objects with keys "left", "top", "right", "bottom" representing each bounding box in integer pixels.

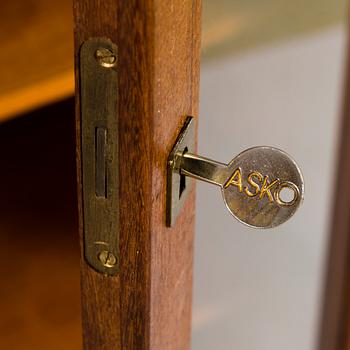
[{"left": 178, "top": 152, "right": 228, "bottom": 187}]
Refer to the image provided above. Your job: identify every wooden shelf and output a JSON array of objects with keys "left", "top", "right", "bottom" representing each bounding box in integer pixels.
[
  {"left": 0, "top": 0, "right": 345, "bottom": 122},
  {"left": 0, "top": 0, "right": 74, "bottom": 121},
  {"left": 0, "top": 99, "right": 82, "bottom": 349}
]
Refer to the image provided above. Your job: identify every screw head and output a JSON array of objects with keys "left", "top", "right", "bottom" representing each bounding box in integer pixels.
[
  {"left": 98, "top": 250, "right": 117, "bottom": 268},
  {"left": 95, "top": 48, "right": 117, "bottom": 68}
]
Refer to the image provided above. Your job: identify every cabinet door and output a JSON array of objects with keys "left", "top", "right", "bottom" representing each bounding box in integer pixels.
[{"left": 73, "top": 0, "right": 201, "bottom": 349}]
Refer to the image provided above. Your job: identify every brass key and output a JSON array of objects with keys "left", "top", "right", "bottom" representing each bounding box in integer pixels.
[
  {"left": 167, "top": 117, "right": 304, "bottom": 228},
  {"left": 180, "top": 146, "right": 304, "bottom": 228}
]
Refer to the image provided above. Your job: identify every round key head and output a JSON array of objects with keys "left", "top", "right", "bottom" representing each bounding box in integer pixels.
[{"left": 221, "top": 146, "right": 304, "bottom": 228}]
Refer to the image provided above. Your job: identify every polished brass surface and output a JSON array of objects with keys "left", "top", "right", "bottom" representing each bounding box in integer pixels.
[
  {"left": 219, "top": 147, "right": 303, "bottom": 228},
  {"left": 167, "top": 117, "right": 304, "bottom": 228},
  {"left": 80, "top": 38, "right": 119, "bottom": 275}
]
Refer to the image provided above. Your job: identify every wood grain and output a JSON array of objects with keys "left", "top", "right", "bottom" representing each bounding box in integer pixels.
[
  {"left": 73, "top": 0, "right": 201, "bottom": 349},
  {"left": 318, "top": 19, "right": 350, "bottom": 350}
]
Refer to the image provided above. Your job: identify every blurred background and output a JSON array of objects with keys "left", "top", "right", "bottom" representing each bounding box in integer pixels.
[
  {"left": 0, "top": 0, "right": 348, "bottom": 349},
  {"left": 193, "top": 0, "right": 348, "bottom": 350},
  {"left": 194, "top": 1, "right": 348, "bottom": 350}
]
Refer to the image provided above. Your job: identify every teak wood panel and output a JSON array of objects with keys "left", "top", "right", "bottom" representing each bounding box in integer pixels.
[
  {"left": 318, "top": 18, "right": 350, "bottom": 350},
  {"left": 73, "top": 0, "right": 201, "bottom": 349},
  {"left": 0, "top": 0, "right": 74, "bottom": 121}
]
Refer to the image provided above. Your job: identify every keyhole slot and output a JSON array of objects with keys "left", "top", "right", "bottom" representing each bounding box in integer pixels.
[
  {"left": 95, "top": 127, "right": 107, "bottom": 198},
  {"left": 179, "top": 147, "right": 188, "bottom": 198}
]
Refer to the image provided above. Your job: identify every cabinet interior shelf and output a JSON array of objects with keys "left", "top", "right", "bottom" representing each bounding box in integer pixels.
[{"left": 0, "top": 0, "right": 74, "bottom": 121}]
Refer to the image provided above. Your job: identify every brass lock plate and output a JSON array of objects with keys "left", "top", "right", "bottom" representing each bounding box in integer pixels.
[{"left": 80, "top": 38, "right": 119, "bottom": 275}]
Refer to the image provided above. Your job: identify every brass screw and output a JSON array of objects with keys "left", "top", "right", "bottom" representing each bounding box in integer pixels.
[
  {"left": 95, "top": 48, "right": 117, "bottom": 68},
  {"left": 98, "top": 250, "right": 117, "bottom": 268}
]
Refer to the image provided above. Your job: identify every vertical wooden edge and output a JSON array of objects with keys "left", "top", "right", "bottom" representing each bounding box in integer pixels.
[
  {"left": 73, "top": 1, "right": 122, "bottom": 349},
  {"left": 149, "top": 0, "right": 201, "bottom": 348},
  {"left": 118, "top": 1, "right": 154, "bottom": 348},
  {"left": 73, "top": 0, "right": 201, "bottom": 349},
  {"left": 318, "top": 11, "right": 350, "bottom": 350}
]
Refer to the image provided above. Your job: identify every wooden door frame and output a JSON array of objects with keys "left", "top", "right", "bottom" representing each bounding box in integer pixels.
[
  {"left": 318, "top": 18, "right": 350, "bottom": 350},
  {"left": 73, "top": 0, "right": 201, "bottom": 348}
]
